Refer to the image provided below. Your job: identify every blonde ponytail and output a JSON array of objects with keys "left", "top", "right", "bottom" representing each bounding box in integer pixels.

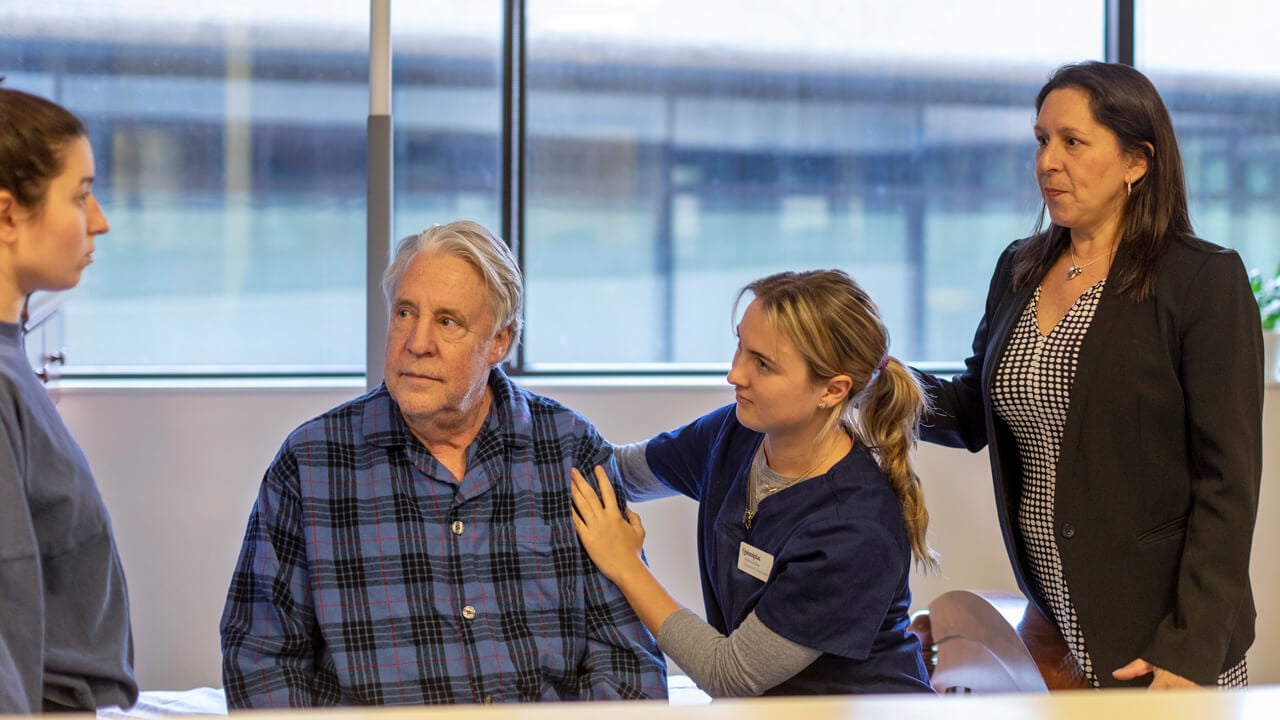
[{"left": 850, "top": 357, "right": 939, "bottom": 573}]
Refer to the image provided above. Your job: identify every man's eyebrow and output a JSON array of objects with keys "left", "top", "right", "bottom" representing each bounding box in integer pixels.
[{"left": 433, "top": 305, "right": 467, "bottom": 320}]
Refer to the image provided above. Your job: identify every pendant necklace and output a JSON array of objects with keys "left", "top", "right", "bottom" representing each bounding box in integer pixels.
[
  {"left": 1066, "top": 245, "right": 1109, "bottom": 280},
  {"left": 743, "top": 431, "right": 847, "bottom": 529},
  {"left": 744, "top": 445, "right": 814, "bottom": 530}
]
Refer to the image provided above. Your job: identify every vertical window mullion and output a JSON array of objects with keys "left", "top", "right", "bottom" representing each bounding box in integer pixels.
[
  {"left": 503, "top": 0, "right": 527, "bottom": 371},
  {"left": 1106, "top": 0, "right": 1136, "bottom": 65}
]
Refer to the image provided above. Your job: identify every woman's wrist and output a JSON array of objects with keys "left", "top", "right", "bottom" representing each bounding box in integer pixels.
[{"left": 609, "top": 555, "right": 653, "bottom": 588}]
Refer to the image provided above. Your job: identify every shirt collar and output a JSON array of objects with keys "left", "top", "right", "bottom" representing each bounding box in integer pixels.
[{"left": 477, "top": 367, "right": 532, "bottom": 450}]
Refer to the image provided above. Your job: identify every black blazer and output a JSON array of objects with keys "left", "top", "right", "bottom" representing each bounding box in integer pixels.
[{"left": 918, "top": 233, "right": 1263, "bottom": 686}]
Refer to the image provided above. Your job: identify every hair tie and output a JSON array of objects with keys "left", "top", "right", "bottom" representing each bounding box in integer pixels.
[{"left": 879, "top": 355, "right": 890, "bottom": 371}]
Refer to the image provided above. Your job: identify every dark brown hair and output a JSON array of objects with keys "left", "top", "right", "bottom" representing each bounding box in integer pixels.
[
  {"left": 1014, "top": 61, "right": 1192, "bottom": 300},
  {"left": 0, "top": 82, "right": 88, "bottom": 210}
]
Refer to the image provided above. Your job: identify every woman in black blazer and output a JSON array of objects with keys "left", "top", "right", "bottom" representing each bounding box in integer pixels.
[{"left": 917, "top": 61, "right": 1263, "bottom": 689}]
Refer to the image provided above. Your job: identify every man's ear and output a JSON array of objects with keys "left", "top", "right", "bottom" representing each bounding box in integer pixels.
[{"left": 488, "top": 326, "right": 513, "bottom": 365}]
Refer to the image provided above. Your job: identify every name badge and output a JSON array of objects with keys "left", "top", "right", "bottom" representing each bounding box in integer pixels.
[{"left": 737, "top": 541, "right": 774, "bottom": 582}]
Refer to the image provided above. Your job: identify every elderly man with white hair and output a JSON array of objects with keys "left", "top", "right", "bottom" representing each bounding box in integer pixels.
[{"left": 220, "top": 220, "right": 666, "bottom": 708}]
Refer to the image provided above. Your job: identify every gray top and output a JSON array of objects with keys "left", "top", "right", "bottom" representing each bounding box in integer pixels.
[
  {"left": 614, "top": 441, "right": 821, "bottom": 697},
  {"left": 614, "top": 441, "right": 676, "bottom": 501},
  {"left": 659, "top": 610, "right": 820, "bottom": 697},
  {"left": 0, "top": 321, "right": 137, "bottom": 713}
]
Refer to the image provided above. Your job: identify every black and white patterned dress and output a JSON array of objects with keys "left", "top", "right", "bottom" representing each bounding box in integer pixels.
[{"left": 991, "top": 281, "right": 1247, "bottom": 688}]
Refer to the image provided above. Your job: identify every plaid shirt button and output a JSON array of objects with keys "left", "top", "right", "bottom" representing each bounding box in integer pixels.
[{"left": 462, "top": 605, "right": 477, "bottom": 621}]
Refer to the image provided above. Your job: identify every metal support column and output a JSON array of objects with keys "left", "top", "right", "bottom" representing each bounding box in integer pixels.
[
  {"left": 1105, "top": 0, "right": 1135, "bottom": 65},
  {"left": 366, "top": 0, "right": 393, "bottom": 390}
]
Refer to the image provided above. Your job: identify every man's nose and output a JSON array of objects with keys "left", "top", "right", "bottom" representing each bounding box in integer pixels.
[{"left": 405, "top": 319, "right": 436, "bottom": 356}]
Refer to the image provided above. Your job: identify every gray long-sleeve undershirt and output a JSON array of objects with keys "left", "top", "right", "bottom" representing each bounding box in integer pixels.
[
  {"left": 613, "top": 441, "right": 677, "bottom": 501},
  {"left": 612, "top": 441, "right": 822, "bottom": 697},
  {"left": 659, "top": 609, "right": 820, "bottom": 697}
]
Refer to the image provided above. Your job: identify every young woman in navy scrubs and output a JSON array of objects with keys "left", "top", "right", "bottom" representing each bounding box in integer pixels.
[{"left": 572, "top": 269, "right": 937, "bottom": 697}]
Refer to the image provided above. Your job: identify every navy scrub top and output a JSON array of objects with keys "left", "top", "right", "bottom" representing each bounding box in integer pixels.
[{"left": 645, "top": 403, "right": 931, "bottom": 695}]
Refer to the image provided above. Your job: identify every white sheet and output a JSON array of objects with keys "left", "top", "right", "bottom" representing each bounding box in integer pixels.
[
  {"left": 97, "top": 687, "right": 228, "bottom": 717},
  {"left": 96, "top": 677, "right": 710, "bottom": 716}
]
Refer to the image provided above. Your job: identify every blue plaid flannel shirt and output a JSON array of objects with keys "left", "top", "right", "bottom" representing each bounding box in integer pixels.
[{"left": 220, "top": 369, "right": 666, "bottom": 707}]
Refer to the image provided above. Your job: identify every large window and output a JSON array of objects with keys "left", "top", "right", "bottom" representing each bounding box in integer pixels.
[
  {"left": 1137, "top": 0, "right": 1280, "bottom": 284},
  {"left": 521, "top": 1, "right": 1102, "bottom": 369},
  {"left": 392, "top": 5, "right": 503, "bottom": 245},
  {"left": 2, "top": 2, "right": 1274, "bottom": 376},
  {"left": 3, "top": 3, "right": 371, "bottom": 371}
]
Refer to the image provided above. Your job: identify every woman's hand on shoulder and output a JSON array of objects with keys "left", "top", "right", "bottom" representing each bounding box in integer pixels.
[
  {"left": 1112, "top": 658, "right": 1199, "bottom": 689},
  {"left": 570, "top": 465, "right": 648, "bottom": 583}
]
